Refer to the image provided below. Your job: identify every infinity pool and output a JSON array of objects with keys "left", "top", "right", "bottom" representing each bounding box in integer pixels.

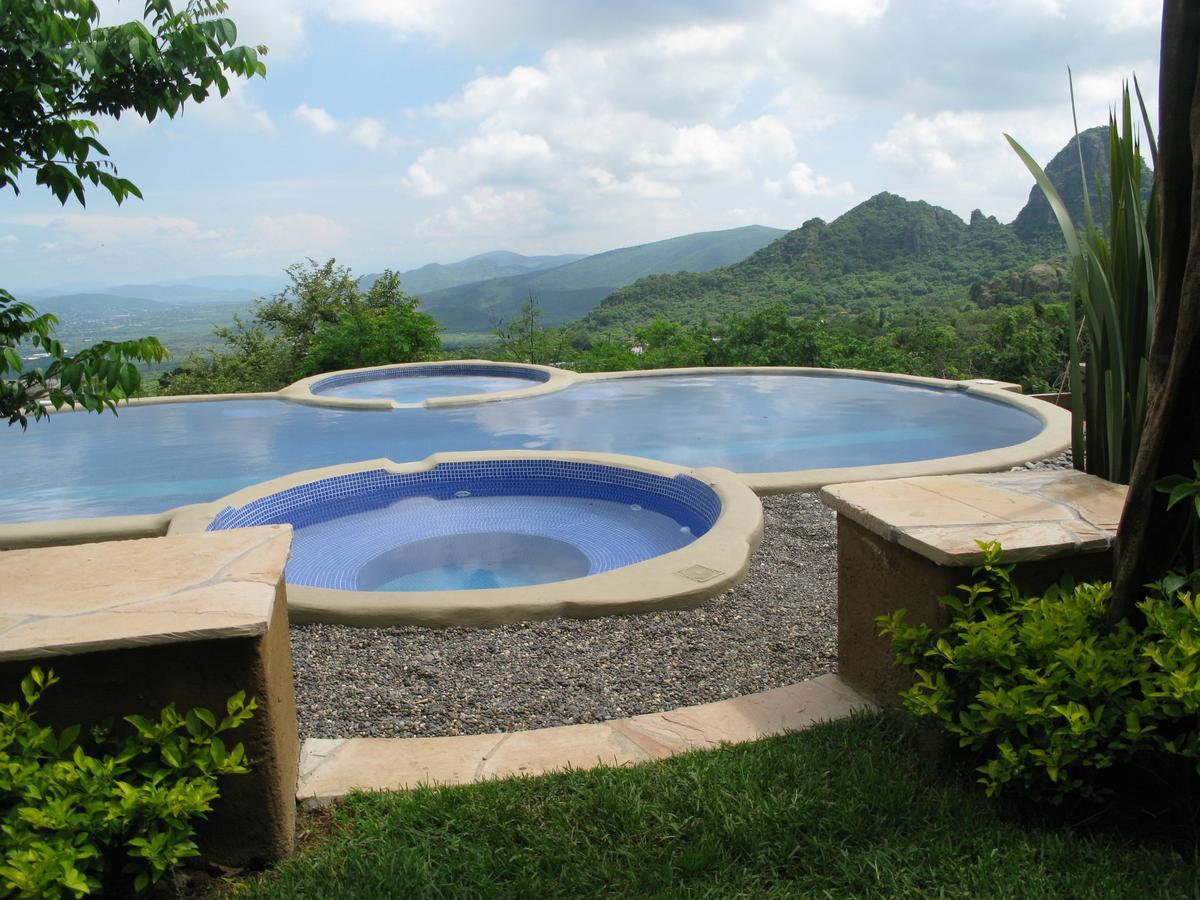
[{"left": 0, "top": 372, "right": 1048, "bottom": 523}]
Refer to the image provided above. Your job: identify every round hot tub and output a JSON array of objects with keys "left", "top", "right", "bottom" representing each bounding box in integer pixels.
[
  {"left": 199, "top": 452, "right": 762, "bottom": 626},
  {"left": 280, "top": 360, "right": 568, "bottom": 408}
]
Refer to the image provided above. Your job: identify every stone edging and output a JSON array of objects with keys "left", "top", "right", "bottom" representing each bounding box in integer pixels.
[{"left": 295, "top": 673, "right": 874, "bottom": 804}]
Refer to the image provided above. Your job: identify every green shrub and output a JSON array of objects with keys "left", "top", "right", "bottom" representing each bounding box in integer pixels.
[
  {"left": 877, "top": 542, "right": 1200, "bottom": 802},
  {"left": 0, "top": 668, "right": 257, "bottom": 897}
]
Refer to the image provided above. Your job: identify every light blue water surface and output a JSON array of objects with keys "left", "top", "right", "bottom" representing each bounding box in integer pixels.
[
  {"left": 0, "top": 374, "right": 1043, "bottom": 523},
  {"left": 315, "top": 374, "right": 534, "bottom": 403}
]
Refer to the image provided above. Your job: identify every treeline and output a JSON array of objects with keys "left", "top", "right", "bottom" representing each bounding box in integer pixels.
[
  {"left": 487, "top": 293, "right": 1070, "bottom": 393},
  {"left": 155, "top": 252, "right": 1070, "bottom": 399}
]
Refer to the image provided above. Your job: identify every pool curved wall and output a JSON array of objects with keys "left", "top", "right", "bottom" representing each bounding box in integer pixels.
[{"left": 184, "top": 452, "right": 763, "bottom": 627}]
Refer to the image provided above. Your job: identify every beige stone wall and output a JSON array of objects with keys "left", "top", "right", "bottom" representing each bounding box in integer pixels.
[
  {"left": 836, "top": 517, "right": 1114, "bottom": 705},
  {"left": 0, "top": 528, "right": 299, "bottom": 866}
]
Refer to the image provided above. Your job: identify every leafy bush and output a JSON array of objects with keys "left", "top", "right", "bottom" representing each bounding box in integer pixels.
[
  {"left": 162, "top": 260, "right": 441, "bottom": 394},
  {"left": 877, "top": 542, "right": 1200, "bottom": 802},
  {"left": 0, "top": 668, "right": 257, "bottom": 896},
  {"left": 300, "top": 301, "right": 442, "bottom": 377},
  {"left": 1, "top": 290, "right": 167, "bottom": 429}
]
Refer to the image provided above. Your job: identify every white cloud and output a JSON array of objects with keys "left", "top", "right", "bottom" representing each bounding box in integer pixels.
[
  {"left": 2, "top": 0, "right": 1167, "bottom": 284},
  {"left": 0, "top": 210, "right": 348, "bottom": 272},
  {"left": 1099, "top": 0, "right": 1160, "bottom": 30},
  {"left": 221, "top": 0, "right": 310, "bottom": 59},
  {"left": 186, "top": 78, "right": 275, "bottom": 135},
  {"left": 807, "top": 0, "right": 889, "bottom": 24},
  {"left": 348, "top": 118, "right": 390, "bottom": 150},
  {"left": 227, "top": 213, "right": 352, "bottom": 259},
  {"left": 291, "top": 104, "right": 406, "bottom": 151},
  {"left": 868, "top": 55, "right": 1160, "bottom": 222},
  {"left": 293, "top": 104, "right": 339, "bottom": 134},
  {"left": 631, "top": 117, "right": 796, "bottom": 181},
  {"left": 6, "top": 213, "right": 227, "bottom": 246},
  {"left": 766, "top": 162, "right": 855, "bottom": 198},
  {"left": 327, "top": 0, "right": 780, "bottom": 51},
  {"left": 406, "top": 130, "right": 556, "bottom": 194},
  {"left": 415, "top": 187, "right": 553, "bottom": 239},
  {"left": 404, "top": 163, "right": 447, "bottom": 197}
]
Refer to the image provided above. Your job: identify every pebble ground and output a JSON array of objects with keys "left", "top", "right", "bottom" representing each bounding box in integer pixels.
[{"left": 290, "top": 491, "right": 839, "bottom": 740}]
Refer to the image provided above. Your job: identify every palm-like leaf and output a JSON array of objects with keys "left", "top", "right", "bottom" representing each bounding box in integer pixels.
[{"left": 1006, "top": 77, "right": 1156, "bottom": 483}]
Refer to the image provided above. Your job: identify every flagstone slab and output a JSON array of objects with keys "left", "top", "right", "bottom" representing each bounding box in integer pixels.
[{"left": 822, "top": 469, "right": 1125, "bottom": 567}]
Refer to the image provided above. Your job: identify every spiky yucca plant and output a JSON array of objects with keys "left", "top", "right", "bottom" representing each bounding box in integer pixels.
[{"left": 1006, "top": 77, "right": 1157, "bottom": 484}]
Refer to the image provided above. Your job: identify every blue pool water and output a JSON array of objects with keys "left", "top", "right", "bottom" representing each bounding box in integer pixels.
[
  {"left": 0, "top": 373, "right": 1044, "bottom": 523},
  {"left": 362, "top": 533, "right": 592, "bottom": 591},
  {"left": 205, "top": 459, "right": 718, "bottom": 592},
  {"left": 310, "top": 364, "right": 548, "bottom": 404},
  {"left": 314, "top": 374, "right": 536, "bottom": 403}
]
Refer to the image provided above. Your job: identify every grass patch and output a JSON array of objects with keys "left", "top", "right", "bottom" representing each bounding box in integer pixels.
[{"left": 239, "top": 713, "right": 1198, "bottom": 898}]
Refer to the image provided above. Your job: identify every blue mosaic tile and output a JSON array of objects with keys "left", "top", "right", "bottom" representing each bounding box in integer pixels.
[{"left": 208, "top": 459, "right": 723, "bottom": 592}]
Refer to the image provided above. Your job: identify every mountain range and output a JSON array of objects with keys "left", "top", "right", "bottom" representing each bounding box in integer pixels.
[
  {"left": 369, "top": 250, "right": 588, "bottom": 295},
  {"left": 575, "top": 125, "right": 1137, "bottom": 334},
  {"left": 364, "top": 225, "right": 788, "bottom": 333}
]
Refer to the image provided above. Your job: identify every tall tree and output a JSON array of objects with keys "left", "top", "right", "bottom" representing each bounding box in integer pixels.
[
  {"left": 1109, "top": 0, "right": 1200, "bottom": 619},
  {"left": 0, "top": 0, "right": 267, "bottom": 427}
]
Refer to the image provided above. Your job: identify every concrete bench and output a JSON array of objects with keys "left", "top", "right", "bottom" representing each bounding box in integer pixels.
[
  {"left": 820, "top": 469, "right": 1126, "bottom": 703},
  {"left": 0, "top": 526, "right": 298, "bottom": 866}
]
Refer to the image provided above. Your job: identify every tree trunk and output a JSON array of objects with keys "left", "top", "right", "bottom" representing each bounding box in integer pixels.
[{"left": 1109, "top": 0, "right": 1200, "bottom": 621}]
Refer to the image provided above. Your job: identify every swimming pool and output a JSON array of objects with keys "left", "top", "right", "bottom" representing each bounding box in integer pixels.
[
  {"left": 190, "top": 452, "right": 761, "bottom": 626},
  {"left": 0, "top": 365, "right": 1068, "bottom": 530}
]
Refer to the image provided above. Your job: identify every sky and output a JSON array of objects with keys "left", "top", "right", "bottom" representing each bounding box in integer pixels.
[{"left": 2, "top": 0, "right": 1163, "bottom": 291}]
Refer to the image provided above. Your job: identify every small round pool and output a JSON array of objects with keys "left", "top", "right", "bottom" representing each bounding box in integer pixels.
[
  {"left": 198, "top": 453, "right": 762, "bottom": 626},
  {"left": 293, "top": 361, "right": 557, "bottom": 406}
]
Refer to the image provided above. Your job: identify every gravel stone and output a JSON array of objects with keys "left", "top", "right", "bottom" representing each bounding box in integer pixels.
[
  {"left": 289, "top": 492, "right": 840, "bottom": 741},
  {"left": 1014, "top": 449, "right": 1074, "bottom": 471}
]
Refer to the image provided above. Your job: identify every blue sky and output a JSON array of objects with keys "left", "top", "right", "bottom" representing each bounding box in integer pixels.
[{"left": 2, "top": 0, "right": 1163, "bottom": 290}]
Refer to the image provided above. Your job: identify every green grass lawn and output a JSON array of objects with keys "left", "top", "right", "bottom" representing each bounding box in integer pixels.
[{"left": 238, "top": 713, "right": 1197, "bottom": 898}]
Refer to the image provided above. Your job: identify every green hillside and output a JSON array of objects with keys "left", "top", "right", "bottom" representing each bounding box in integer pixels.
[
  {"left": 23, "top": 293, "right": 248, "bottom": 378},
  {"left": 419, "top": 224, "right": 788, "bottom": 332},
  {"left": 580, "top": 195, "right": 1037, "bottom": 332}
]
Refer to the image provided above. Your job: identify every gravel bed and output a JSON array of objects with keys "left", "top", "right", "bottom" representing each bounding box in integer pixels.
[
  {"left": 290, "top": 491, "right": 839, "bottom": 741},
  {"left": 1013, "top": 449, "right": 1073, "bottom": 471}
]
